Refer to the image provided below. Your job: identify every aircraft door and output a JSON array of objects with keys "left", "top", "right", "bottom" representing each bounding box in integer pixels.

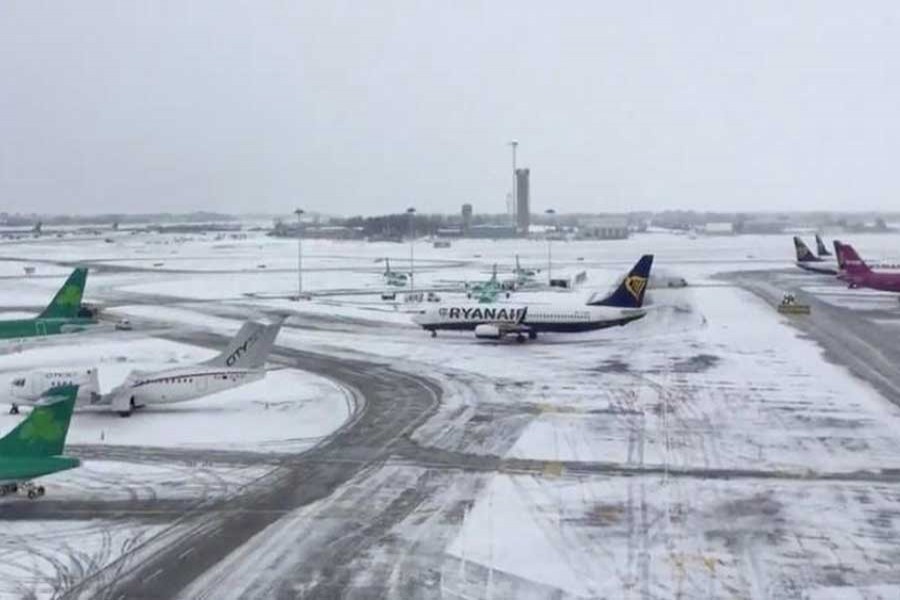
[
  {"left": 36, "top": 321, "right": 47, "bottom": 336},
  {"left": 195, "top": 376, "right": 208, "bottom": 393}
]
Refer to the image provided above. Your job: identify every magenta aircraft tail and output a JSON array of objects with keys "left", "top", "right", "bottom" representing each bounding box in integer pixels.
[
  {"left": 837, "top": 243, "right": 871, "bottom": 276},
  {"left": 833, "top": 241, "right": 847, "bottom": 272}
]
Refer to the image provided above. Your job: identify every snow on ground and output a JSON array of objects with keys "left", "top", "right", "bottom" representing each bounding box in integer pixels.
[
  {"left": 102, "top": 270, "right": 900, "bottom": 473},
  {"left": 446, "top": 473, "right": 900, "bottom": 599},
  {"left": 0, "top": 520, "right": 165, "bottom": 600},
  {"left": 0, "top": 460, "right": 271, "bottom": 505},
  {"left": 2, "top": 231, "right": 900, "bottom": 598}
]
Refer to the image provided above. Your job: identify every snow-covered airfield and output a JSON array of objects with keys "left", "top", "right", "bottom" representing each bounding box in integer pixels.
[{"left": 2, "top": 229, "right": 900, "bottom": 599}]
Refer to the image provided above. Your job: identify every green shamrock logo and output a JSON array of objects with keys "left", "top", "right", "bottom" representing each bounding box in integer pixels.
[
  {"left": 56, "top": 285, "right": 82, "bottom": 307},
  {"left": 21, "top": 409, "right": 63, "bottom": 443}
]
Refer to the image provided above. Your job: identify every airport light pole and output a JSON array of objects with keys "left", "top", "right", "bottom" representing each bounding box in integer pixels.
[
  {"left": 294, "top": 208, "right": 304, "bottom": 298},
  {"left": 508, "top": 140, "right": 518, "bottom": 228},
  {"left": 545, "top": 208, "right": 556, "bottom": 284},
  {"left": 407, "top": 207, "right": 416, "bottom": 293}
]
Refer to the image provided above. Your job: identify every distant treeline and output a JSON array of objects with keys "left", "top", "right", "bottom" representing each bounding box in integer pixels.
[{"left": 0, "top": 212, "right": 237, "bottom": 227}]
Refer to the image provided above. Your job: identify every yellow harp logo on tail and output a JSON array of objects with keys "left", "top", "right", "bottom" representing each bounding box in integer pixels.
[{"left": 625, "top": 276, "right": 647, "bottom": 301}]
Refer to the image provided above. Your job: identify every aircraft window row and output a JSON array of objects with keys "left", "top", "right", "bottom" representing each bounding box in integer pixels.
[
  {"left": 140, "top": 378, "right": 196, "bottom": 385},
  {"left": 533, "top": 312, "right": 588, "bottom": 321},
  {"left": 138, "top": 375, "right": 238, "bottom": 385}
]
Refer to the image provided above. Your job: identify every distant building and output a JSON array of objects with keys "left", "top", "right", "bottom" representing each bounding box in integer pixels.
[
  {"left": 436, "top": 227, "right": 463, "bottom": 238},
  {"left": 580, "top": 217, "right": 629, "bottom": 240},
  {"left": 461, "top": 203, "right": 473, "bottom": 234},
  {"left": 469, "top": 224, "right": 518, "bottom": 239},
  {"left": 703, "top": 222, "right": 734, "bottom": 235},
  {"left": 516, "top": 168, "right": 530, "bottom": 234},
  {"left": 735, "top": 218, "right": 786, "bottom": 235}
]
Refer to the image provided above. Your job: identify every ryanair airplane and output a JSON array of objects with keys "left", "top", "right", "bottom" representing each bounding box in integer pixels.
[{"left": 413, "top": 255, "right": 653, "bottom": 342}]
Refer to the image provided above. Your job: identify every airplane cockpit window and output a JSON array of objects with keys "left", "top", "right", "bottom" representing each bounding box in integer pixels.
[{"left": 12, "top": 378, "right": 25, "bottom": 387}]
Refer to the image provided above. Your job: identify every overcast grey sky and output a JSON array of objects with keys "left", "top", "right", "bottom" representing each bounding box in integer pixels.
[{"left": 2, "top": 1, "right": 899, "bottom": 215}]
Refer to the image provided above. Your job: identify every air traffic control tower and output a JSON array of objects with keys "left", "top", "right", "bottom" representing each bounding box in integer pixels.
[{"left": 516, "top": 168, "right": 530, "bottom": 234}]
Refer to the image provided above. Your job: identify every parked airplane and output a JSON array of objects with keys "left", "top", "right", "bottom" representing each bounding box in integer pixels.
[
  {"left": 9, "top": 319, "right": 284, "bottom": 416},
  {"left": 834, "top": 240, "right": 900, "bottom": 275},
  {"left": 465, "top": 264, "right": 513, "bottom": 303},
  {"left": 835, "top": 243, "right": 900, "bottom": 293},
  {"left": 0, "top": 385, "right": 79, "bottom": 499},
  {"left": 109, "top": 318, "right": 284, "bottom": 416},
  {"left": 511, "top": 254, "right": 538, "bottom": 284},
  {"left": 793, "top": 237, "right": 837, "bottom": 275},
  {"left": 8, "top": 367, "right": 99, "bottom": 414},
  {"left": 0, "top": 268, "right": 96, "bottom": 339},
  {"left": 414, "top": 255, "right": 653, "bottom": 341},
  {"left": 382, "top": 258, "right": 408, "bottom": 287}
]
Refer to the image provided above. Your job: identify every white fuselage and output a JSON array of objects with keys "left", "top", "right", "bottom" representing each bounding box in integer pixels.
[
  {"left": 9, "top": 368, "right": 100, "bottom": 406},
  {"left": 413, "top": 303, "right": 646, "bottom": 334},
  {"left": 116, "top": 366, "right": 265, "bottom": 407}
]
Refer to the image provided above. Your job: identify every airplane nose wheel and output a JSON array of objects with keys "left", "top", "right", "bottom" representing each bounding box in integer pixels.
[{"left": 8, "top": 404, "right": 19, "bottom": 415}]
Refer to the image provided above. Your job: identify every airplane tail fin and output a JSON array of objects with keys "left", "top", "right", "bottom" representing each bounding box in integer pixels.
[
  {"left": 38, "top": 268, "right": 88, "bottom": 319},
  {"left": 837, "top": 243, "right": 871, "bottom": 275},
  {"left": 793, "top": 237, "right": 820, "bottom": 263},
  {"left": 833, "top": 241, "right": 846, "bottom": 271},
  {"left": 815, "top": 234, "right": 832, "bottom": 257},
  {"left": 587, "top": 255, "right": 654, "bottom": 308},
  {"left": 203, "top": 318, "right": 283, "bottom": 369},
  {"left": 0, "top": 385, "right": 77, "bottom": 458}
]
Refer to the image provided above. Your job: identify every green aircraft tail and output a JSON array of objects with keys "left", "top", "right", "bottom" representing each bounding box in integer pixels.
[
  {"left": 0, "top": 385, "right": 77, "bottom": 458},
  {"left": 38, "top": 268, "right": 88, "bottom": 319}
]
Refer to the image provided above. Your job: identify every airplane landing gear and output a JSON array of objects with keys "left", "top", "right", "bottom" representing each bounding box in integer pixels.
[
  {"left": 0, "top": 482, "right": 43, "bottom": 499},
  {"left": 8, "top": 404, "right": 19, "bottom": 415},
  {"left": 430, "top": 330, "right": 437, "bottom": 338},
  {"left": 22, "top": 482, "right": 45, "bottom": 499},
  {"left": 528, "top": 330, "right": 537, "bottom": 340},
  {"left": 516, "top": 334, "right": 526, "bottom": 343}
]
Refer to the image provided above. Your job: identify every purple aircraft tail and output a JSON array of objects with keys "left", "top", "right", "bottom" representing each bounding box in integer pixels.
[
  {"left": 833, "top": 241, "right": 846, "bottom": 271},
  {"left": 837, "top": 243, "right": 871, "bottom": 276}
]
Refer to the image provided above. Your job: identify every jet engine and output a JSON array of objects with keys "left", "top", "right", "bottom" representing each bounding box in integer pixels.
[{"left": 474, "top": 324, "right": 502, "bottom": 339}]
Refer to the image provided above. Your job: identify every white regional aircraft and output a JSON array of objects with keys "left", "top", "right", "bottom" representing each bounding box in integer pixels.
[
  {"left": 413, "top": 255, "right": 653, "bottom": 342},
  {"left": 9, "top": 318, "right": 284, "bottom": 416}
]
